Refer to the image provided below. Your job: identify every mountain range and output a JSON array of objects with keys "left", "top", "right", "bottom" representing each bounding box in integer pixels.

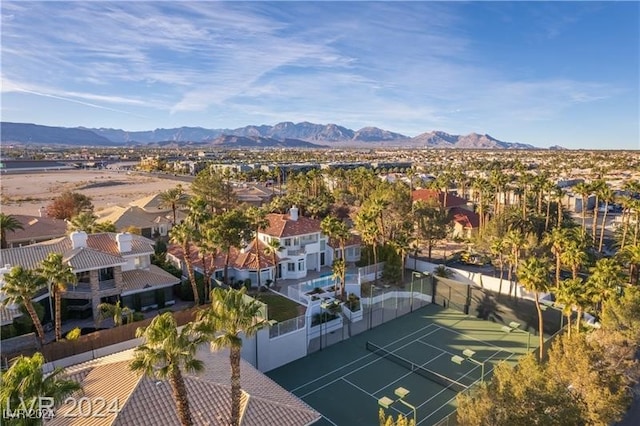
[{"left": 1, "top": 121, "right": 537, "bottom": 149}]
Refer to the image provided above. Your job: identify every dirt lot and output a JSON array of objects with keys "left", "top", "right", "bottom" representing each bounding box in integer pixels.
[{"left": 0, "top": 170, "right": 186, "bottom": 216}]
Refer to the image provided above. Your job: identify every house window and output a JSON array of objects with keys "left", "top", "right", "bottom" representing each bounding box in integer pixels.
[
  {"left": 293, "top": 237, "right": 300, "bottom": 246},
  {"left": 288, "top": 263, "right": 295, "bottom": 272},
  {"left": 76, "top": 271, "right": 90, "bottom": 284},
  {"left": 354, "top": 247, "right": 361, "bottom": 257},
  {"left": 298, "top": 260, "right": 305, "bottom": 271},
  {"left": 284, "top": 238, "right": 292, "bottom": 247},
  {"left": 99, "top": 267, "right": 114, "bottom": 282}
]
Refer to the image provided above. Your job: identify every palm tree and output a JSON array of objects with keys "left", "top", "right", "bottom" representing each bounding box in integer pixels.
[
  {"left": 574, "top": 182, "right": 591, "bottom": 237},
  {"left": 620, "top": 244, "right": 640, "bottom": 286},
  {"left": 67, "top": 211, "right": 100, "bottom": 233},
  {"left": 96, "top": 300, "right": 134, "bottom": 327},
  {"left": 490, "top": 237, "right": 506, "bottom": 296},
  {"left": 588, "top": 258, "right": 625, "bottom": 314},
  {"left": 553, "top": 277, "right": 581, "bottom": 337},
  {"left": 560, "top": 244, "right": 588, "bottom": 280},
  {"left": 543, "top": 228, "right": 571, "bottom": 287},
  {"left": 0, "top": 352, "right": 81, "bottom": 424},
  {"left": 38, "top": 253, "right": 76, "bottom": 341},
  {"left": 0, "top": 213, "right": 24, "bottom": 249},
  {"left": 1, "top": 266, "right": 47, "bottom": 343},
  {"left": 504, "top": 230, "right": 526, "bottom": 299},
  {"left": 355, "top": 209, "right": 381, "bottom": 282},
  {"left": 263, "top": 238, "right": 282, "bottom": 287},
  {"left": 321, "top": 216, "right": 351, "bottom": 298},
  {"left": 517, "top": 256, "right": 551, "bottom": 360},
  {"left": 170, "top": 222, "right": 200, "bottom": 305},
  {"left": 131, "top": 313, "right": 205, "bottom": 426},
  {"left": 590, "top": 180, "right": 606, "bottom": 245},
  {"left": 159, "top": 184, "right": 188, "bottom": 225},
  {"left": 597, "top": 184, "right": 614, "bottom": 252},
  {"left": 246, "top": 207, "right": 269, "bottom": 289},
  {"left": 194, "top": 287, "right": 269, "bottom": 426}
]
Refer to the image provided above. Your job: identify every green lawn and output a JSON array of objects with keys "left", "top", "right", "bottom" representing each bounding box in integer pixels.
[{"left": 255, "top": 293, "right": 304, "bottom": 322}]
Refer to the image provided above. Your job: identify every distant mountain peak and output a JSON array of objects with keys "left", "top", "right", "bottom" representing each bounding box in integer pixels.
[{"left": 1, "top": 121, "right": 538, "bottom": 149}]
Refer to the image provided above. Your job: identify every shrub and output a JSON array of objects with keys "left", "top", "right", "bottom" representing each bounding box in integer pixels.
[
  {"left": 132, "top": 312, "right": 145, "bottom": 322},
  {"left": 346, "top": 293, "right": 361, "bottom": 311},
  {"left": 244, "top": 278, "right": 252, "bottom": 290},
  {"left": 66, "top": 327, "right": 82, "bottom": 340}
]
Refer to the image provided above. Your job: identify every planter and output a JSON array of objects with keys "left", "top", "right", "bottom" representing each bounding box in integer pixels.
[
  {"left": 342, "top": 304, "right": 363, "bottom": 322},
  {"left": 308, "top": 316, "right": 343, "bottom": 340}
]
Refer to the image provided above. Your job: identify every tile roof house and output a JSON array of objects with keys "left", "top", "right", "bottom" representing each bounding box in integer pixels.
[
  {"left": 412, "top": 189, "right": 479, "bottom": 238},
  {"left": 47, "top": 347, "right": 321, "bottom": 425},
  {"left": 96, "top": 193, "right": 187, "bottom": 239},
  {"left": 411, "top": 189, "right": 470, "bottom": 209},
  {"left": 0, "top": 232, "right": 180, "bottom": 324},
  {"left": 168, "top": 207, "right": 360, "bottom": 287},
  {"left": 3, "top": 214, "right": 67, "bottom": 248}
]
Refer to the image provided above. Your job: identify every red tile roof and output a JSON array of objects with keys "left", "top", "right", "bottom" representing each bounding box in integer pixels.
[
  {"left": 168, "top": 240, "right": 278, "bottom": 272},
  {"left": 448, "top": 207, "right": 480, "bottom": 229},
  {"left": 328, "top": 233, "right": 362, "bottom": 248},
  {"left": 412, "top": 189, "right": 468, "bottom": 208},
  {"left": 263, "top": 213, "right": 321, "bottom": 238}
]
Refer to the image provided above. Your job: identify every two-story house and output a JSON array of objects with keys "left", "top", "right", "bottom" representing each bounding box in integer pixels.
[
  {"left": 167, "top": 207, "right": 361, "bottom": 288},
  {"left": 0, "top": 231, "right": 180, "bottom": 325}
]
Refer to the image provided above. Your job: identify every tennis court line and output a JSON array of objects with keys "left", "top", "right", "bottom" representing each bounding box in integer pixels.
[
  {"left": 291, "top": 322, "right": 439, "bottom": 394},
  {"left": 296, "top": 325, "right": 443, "bottom": 398},
  {"left": 434, "top": 322, "right": 516, "bottom": 354},
  {"left": 371, "top": 352, "right": 447, "bottom": 396},
  {"left": 341, "top": 376, "right": 407, "bottom": 417},
  {"left": 417, "top": 351, "right": 517, "bottom": 425},
  {"left": 411, "top": 347, "right": 503, "bottom": 412}
]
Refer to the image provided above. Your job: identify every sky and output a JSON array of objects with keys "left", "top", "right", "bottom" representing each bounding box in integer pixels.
[{"left": 1, "top": 1, "right": 638, "bottom": 150}]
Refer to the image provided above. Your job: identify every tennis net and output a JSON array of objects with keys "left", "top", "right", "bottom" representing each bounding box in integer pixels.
[{"left": 366, "top": 341, "right": 469, "bottom": 392}]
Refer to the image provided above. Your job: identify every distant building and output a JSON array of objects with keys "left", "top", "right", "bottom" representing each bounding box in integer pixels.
[{"left": 3, "top": 213, "right": 67, "bottom": 248}]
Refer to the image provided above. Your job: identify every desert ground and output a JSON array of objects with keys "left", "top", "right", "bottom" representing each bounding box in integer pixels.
[{"left": 0, "top": 170, "right": 187, "bottom": 216}]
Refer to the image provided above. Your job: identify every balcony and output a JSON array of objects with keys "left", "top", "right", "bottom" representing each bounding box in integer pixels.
[
  {"left": 287, "top": 248, "right": 306, "bottom": 256},
  {"left": 99, "top": 279, "right": 116, "bottom": 290},
  {"left": 68, "top": 283, "right": 92, "bottom": 293}
]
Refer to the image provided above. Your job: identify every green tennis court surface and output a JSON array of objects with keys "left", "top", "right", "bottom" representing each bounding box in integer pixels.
[{"left": 267, "top": 304, "right": 536, "bottom": 425}]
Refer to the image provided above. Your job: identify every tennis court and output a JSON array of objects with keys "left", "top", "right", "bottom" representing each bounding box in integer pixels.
[{"left": 267, "top": 304, "right": 535, "bottom": 425}]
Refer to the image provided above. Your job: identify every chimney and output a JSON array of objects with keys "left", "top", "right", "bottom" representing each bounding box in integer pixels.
[
  {"left": 289, "top": 205, "right": 299, "bottom": 221},
  {"left": 70, "top": 231, "right": 88, "bottom": 249},
  {"left": 116, "top": 232, "right": 133, "bottom": 253}
]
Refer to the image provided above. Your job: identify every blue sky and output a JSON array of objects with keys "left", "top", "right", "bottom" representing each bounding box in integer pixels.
[{"left": 1, "top": 1, "right": 638, "bottom": 149}]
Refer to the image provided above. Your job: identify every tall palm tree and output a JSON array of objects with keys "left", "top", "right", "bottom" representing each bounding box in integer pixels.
[
  {"left": 131, "top": 313, "right": 205, "bottom": 426},
  {"left": 38, "top": 253, "right": 76, "bottom": 341},
  {"left": 560, "top": 244, "right": 588, "bottom": 280},
  {"left": 504, "top": 230, "right": 526, "bottom": 299},
  {"left": 597, "top": 184, "right": 614, "bottom": 252},
  {"left": 490, "top": 237, "right": 507, "bottom": 296},
  {"left": 553, "top": 277, "right": 581, "bottom": 337},
  {"left": 246, "top": 207, "right": 269, "bottom": 289},
  {"left": 0, "top": 352, "right": 81, "bottom": 424},
  {"left": 194, "top": 287, "right": 269, "bottom": 426},
  {"left": 159, "top": 184, "right": 188, "bottom": 225},
  {"left": 355, "top": 209, "right": 380, "bottom": 282},
  {"left": 0, "top": 213, "right": 24, "bottom": 249},
  {"left": 321, "top": 216, "right": 351, "bottom": 298},
  {"left": 573, "top": 182, "right": 591, "bottom": 237},
  {"left": 1, "top": 266, "right": 47, "bottom": 343},
  {"left": 620, "top": 244, "right": 640, "bottom": 286},
  {"left": 588, "top": 258, "right": 625, "bottom": 314},
  {"left": 170, "top": 222, "right": 200, "bottom": 305},
  {"left": 517, "top": 256, "right": 551, "bottom": 360},
  {"left": 263, "top": 238, "right": 282, "bottom": 287},
  {"left": 543, "top": 227, "right": 571, "bottom": 287},
  {"left": 590, "top": 180, "right": 606, "bottom": 245}
]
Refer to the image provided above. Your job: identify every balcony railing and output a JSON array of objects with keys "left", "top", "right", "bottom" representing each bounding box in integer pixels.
[
  {"left": 98, "top": 279, "right": 116, "bottom": 290},
  {"left": 68, "top": 283, "right": 92, "bottom": 293}
]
